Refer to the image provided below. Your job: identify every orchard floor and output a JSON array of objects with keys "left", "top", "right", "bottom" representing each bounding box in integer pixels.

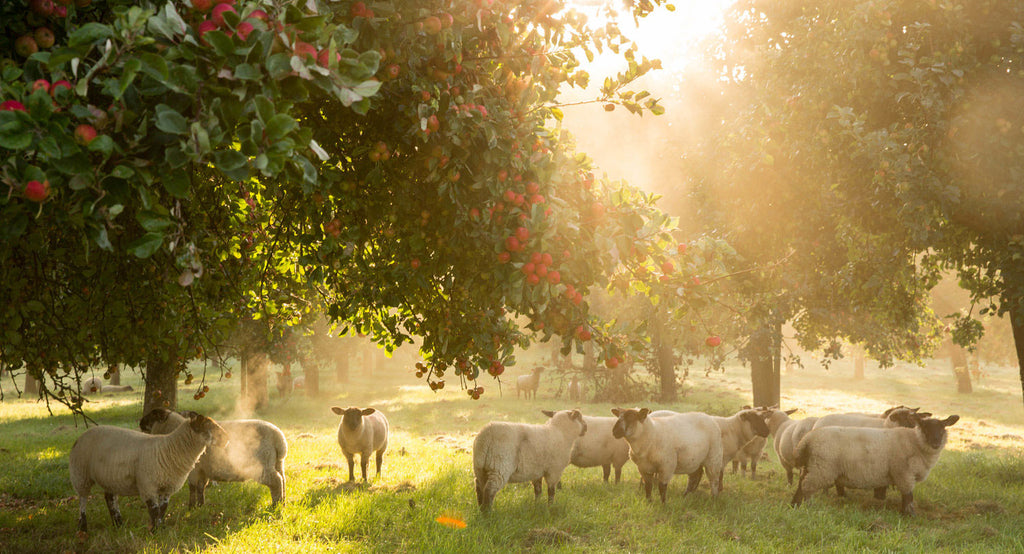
[{"left": 1, "top": 350, "right": 1022, "bottom": 553}]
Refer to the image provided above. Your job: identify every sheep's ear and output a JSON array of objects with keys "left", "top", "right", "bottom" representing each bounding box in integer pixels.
[
  {"left": 361, "top": 408, "right": 376, "bottom": 416},
  {"left": 611, "top": 408, "right": 622, "bottom": 417},
  {"left": 768, "top": 404, "right": 779, "bottom": 410},
  {"left": 744, "top": 411, "right": 771, "bottom": 436},
  {"left": 541, "top": 410, "right": 556, "bottom": 418},
  {"left": 911, "top": 407, "right": 920, "bottom": 413},
  {"left": 918, "top": 412, "right": 932, "bottom": 419},
  {"left": 570, "top": 409, "right": 582, "bottom": 421},
  {"left": 638, "top": 408, "right": 650, "bottom": 422},
  {"left": 331, "top": 407, "right": 344, "bottom": 415},
  {"left": 785, "top": 408, "right": 798, "bottom": 415},
  {"left": 942, "top": 415, "right": 960, "bottom": 427}
]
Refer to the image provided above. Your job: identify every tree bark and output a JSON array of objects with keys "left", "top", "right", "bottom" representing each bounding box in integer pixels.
[
  {"left": 652, "top": 311, "right": 676, "bottom": 402},
  {"left": 24, "top": 372, "right": 39, "bottom": 397},
  {"left": 583, "top": 341, "right": 596, "bottom": 373},
  {"left": 303, "top": 363, "right": 319, "bottom": 396},
  {"left": 107, "top": 363, "right": 121, "bottom": 386},
  {"left": 949, "top": 344, "right": 972, "bottom": 394},
  {"left": 142, "top": 352, "right": 178, "bottom": 415},
  {"left": 750, "top": 321, "right": 781, "bottom": 407},
  {"left": 1012, "top": 307, "right": 1024, "bottom": 406},
  {"left": 241, "top": 351, "right": 269, "bottom": 412}
]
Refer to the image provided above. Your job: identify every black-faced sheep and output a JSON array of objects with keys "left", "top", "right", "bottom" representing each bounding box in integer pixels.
[
  {"left": 568, "top": 415, "right": 629, "bottom": 483},
  {"left": 812, "top": 406, "right": 928, "bottom": 431},
  {"left": 473, "top": 409, "right": 587, "bottom": 511},
  {"left": 791, "top": 415, "right": 959, "bottom": 515},
  {"left": 516, "top": 367, "right": 544, "bottom": 400},
  {"left": 69, "top": 412, "right": 227, "bottom": 532},
  {"left": 611, "top": 408, "right": 723, "bottom": 503},
  {"left": 139, "top": 408, "right": 288, "bottom": 507},
  {"left": 331, "top": 406, "right": 389, "bottom": 482}
]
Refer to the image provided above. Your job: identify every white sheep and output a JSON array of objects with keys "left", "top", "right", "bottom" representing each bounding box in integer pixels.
[
  {"left": 331, "top": 406, "right": 389, "bottom": 482},
  {"left": 82, "top": 377, "right": 103, "bottom": 394},
  {"left": 516, "top": 367, "right": 544, "bottom": 400},
  {"left": 138, "top": 408, "right": 288, "bottom": 507},
  {"left": 732, "top": 436, "right": 767, "bottom": 477},
  {"left": 649, "top": 408, "right": 769, "bottom": 490},
  {"left": 611, "top": 408, "right": 723, "bottom": 503},
  {"left": 791, "top": 415, "right": 960, "bottom": 515},
  {"left": 69, "top": 412, "right": 228, "bottom": 532},
  {"left": 568, "top": 415, "right": 629, "bottom": 483},
  {"left": 473, "top": 409, "right": 587, "bottom": 511},
  {"left": 812, "top": 406, "right": 928, "bottom": 431},
  {"left": 755, "top": 407, "right": 815, "bottom": 486},
  {"left": 99, "top": 384, "right": 134, "bottom": 393}
]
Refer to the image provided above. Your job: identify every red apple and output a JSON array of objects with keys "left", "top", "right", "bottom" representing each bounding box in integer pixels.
[
  {"left": 527, "top": 274, "right": 541, "bottom": 285},
  {"left": 74, "top": 123, "right": 97, "bottom": 145},
  {"left": 661, "top": 261, "right": 674, "bottom": 274},
  {"left": 211, "top": 3, "right": 236, "bottom": 26},
  {"left": 385, "top": 63, "right": 400, "bottom": 79},
  {"left": 24, "top": 180, "right": 49, "bottom": 202},
  {"left": 411, "top": 258, "right": 421, "bottom": 269},
  {"left": 426, "top": 114, "right": 440, "bottom": 132},
  {"left": 53, "top": 5, "right": 67, "bottom": 16},
  {"left": 316, "top": 49, "right": 340, "bottom": 68},
  {"left": 505, "top": 236, "right": 521, "bottom": 252},
  {"left": 191, "top": 0, "right": 214, "bottom": 12},
  {"left": 34, "top": 27, "right": 55, "bottom": 49},
  {"left": 246, "top": 9, "right": 268, "bottom": 21},
  {"left": 235, "top": 21, "right": 254, "bottom": 41},
  {"left": 32, "top": 79, "right": 50, "bottom": 93},
  {"left": 440, "top": 13, "right": 454, "bottom": 28},
  {"left": 420, "top": 90, "right": 431, "bottom": 101},
  {"left": 677, "top": 243, "right": 687, "bottom": 255},
  {"left": 423, "top": 16, "right": 442, "bottom": 34},
  {"left": 293, "top": 41, "right": 317, "bottom": 62},
  {"left": 350, "top": 1, "right": 367, "bottom": 17},
  {"left": 49, "top": 80, "right": 72, "bottom": 98},
  {"left": 197, "top": 20, "right": 218, "bottom": 42},
  {"left": 705, "top": 335, "right": 722, "bottom": 347},
  {"left": 497, "top": 169, "right": 508, "bottom": 182},
  {"left": 15, "top": 35, "right": 39, "bottom": 58},
  {"left": 0, "top": 100, "right": 27, "bottom": 112},
  {"left": 497, "top": 251, "right": 511, "bottom": 263},
  {"left": 514, "top": 227, "right": 529, "bottom": 242},
  {"left": 30, "top": 0, "right": 54, "bottom": 17},
  {"left": 546, "top": 270, "right": 560, "bottom": 284}
]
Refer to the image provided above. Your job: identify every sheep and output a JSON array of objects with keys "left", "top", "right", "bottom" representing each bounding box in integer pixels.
[
  {"left": 516, "top": 367, "right": 544, "bottom": 400},
  {"left": 69, "top": 412, "right": 227, "bottom": 532},
  {"left": 473, "top": 409, "right": 587, "bottom": 511},
  {"left": 650, "top": 408, "right": 770, "bottom": 490},
  {"left": 567, "top": 375, "right": 582, "bottom": 402},
  {"left": 812, "top": 406, "right": 928, "bottom": 431},
  {"left": 568, "top": 415, "right": 629, "bottom": 483},
  {"left": 82, "top": 377, "right": 103, "bottom": 394},
  {"left": 732, "top": 436, "right": 767, "bottom": 477},
  {"left": 138, "top": 408, "right": 288, "bottom": 507},
  {"left": 754, "top": 407, "right": 814, "bottom": 486},
  {"left": 611, "top": 408, "right": 723, "bottom": 503},
  {"left": 99, "top": 385, "right": 134, "bottom": 393},
  {"left": 331, "top": 406, "right": 389, "bottom": 482},
  {"left": 791, "top": 415, "right": 960, "bottom": 515}
]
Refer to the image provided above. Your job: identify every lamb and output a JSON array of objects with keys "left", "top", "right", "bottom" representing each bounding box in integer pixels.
[
  {"left": 649, "top": 408, "right": 769, "bottom": 490},
  {"left": 567, "top": 375, "right": 582, "bottom": 402},
  {"left": 69, "top": 412, "right": 227, "bottom": 532},
  {"left": 611, "top": 408, "right": 723, "bottom": 503},
  {"left": 516, "top": 367, "right": 544, "bottom": 400},
  {"left": 473, "top": 409, "right": 587, "bottom": 511},
  {"left": 138, "top": 408, "right": 288, "bottom": 507},
  {"left": 331, "top": 406, "right": 389, "bottom": 482},
  {"left": 791, "top": 415, "right": 959, "bottom": 515},
  {"left": 568, "top": 415, "right": 629, "bottom": 483}
]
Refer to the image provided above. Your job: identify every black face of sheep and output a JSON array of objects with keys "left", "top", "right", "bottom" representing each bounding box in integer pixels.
[
  {"left": 610, "top": 408, "right": 650, "bottom": 439},
  {"left": 334, "top": 407, "right": 376, "bottom": 430},
  {"left": 188, "top": 414, "right": 229, "bottom": 447},
  {"left": 740, "top": 410, "right": 771, "bottom": 437},
  {"left": 542, "top": 409, "right": 587, "bottom": 436},
  {"left": 920, "top": 415, "right": 959, "bottom": 449},
  {"left": 139, "top": 408, "right": 173, "bottom": 433}
]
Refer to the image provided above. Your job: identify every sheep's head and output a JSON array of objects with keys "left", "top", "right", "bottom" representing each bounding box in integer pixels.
[
  {"left": 542, "top": 409, "right": 587, "bottom": 436},
  {"left": 610, "top": 408, "right": 650, "bottom": 439},
  {"left": 188, "top": 413, "right": 228, "bottom": 447},
  {"left": 139, "top": 407, "right": 174, "bottom": 433},
  {"left": 739, "top": 409, "right": 771, "bottom": 438},
  {"left": 886, "top": 407, "right": 930, "bottom": 428},
  {"left": 333, "top": 406, "right": 375, "bottom": 431},
  {"left": 918, "top": 415, "right": 959, "bottom": 450}
]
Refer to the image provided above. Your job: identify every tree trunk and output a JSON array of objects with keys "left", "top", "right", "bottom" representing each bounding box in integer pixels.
[
  {"left": 750, "top": 321, "right": 781, "bottom": 407},
  {"left": 107, "top": 363, "right": 121, "bottom": 386},
  {"left": 583, "top": 341, "right": 596, "bottom": 373},
  {"left": 949, "top": 344, "right": 973, "bottom": 394},
  {"left": 24, "top": 372, "right": 39, "bottom": 397},
  {"left": 853, "top": 346, "right": 865, "bottom": 380},
  {"left": 143, "top": 352, "right": 178, "bottom": 415},
  {"left": 239, "top": 354, "right": 248, "bottom": 397},
  {"left": 303, "top": 361, "right": 319, "bottom": 396},
  {"left": 652, "top": 312, "right": 676, "bottom": 402},
  {"left": 1012, "top": 307, "right": 1024, "bottom": 406},
  {"left": 241, "top": 352, "right": 269, "bottom": 412}
]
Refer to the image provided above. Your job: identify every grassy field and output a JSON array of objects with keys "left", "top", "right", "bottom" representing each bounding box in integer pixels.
[{"left": 1, "top": 349, "right": 1023, "bottom": 553}]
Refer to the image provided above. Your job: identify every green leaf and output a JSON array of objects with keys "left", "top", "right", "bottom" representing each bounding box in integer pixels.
[
  {"left": 0, "top": 112, "right": 32, "bottom": 149},
  {"left": 163, "top": 170, "right": 190, "bottom": 198},
  {"left": 139, "top": 53, "right": 169, "bottom": 81},
  {"left": 550, "top": 107, "right": 564, "bottom": 121},
  {"left": 234, "top": 63, "right": 260, "bottom": 80},
  {"left": 69, "top": 23, "right": 113, "bottom": 48},
  {"left": 46, "top": 47, "right": 80, "bottom": 69},
  {"left": 205, "top": 31, "right": 235, "bottom": 57},
  {"left": 155, "top": 105, "right": 188, "bottom": 134},
  {"left": 352, "top": 79, "right": 381, "bottom": 98},
  {"left": 266, "top": 113, "right": 297, "bottom": 141},
  {"left": 116, "top": 58, "right": 142, "bottom": 99},
  {"left": 127, "top": 232, "right": 164, "bottom": 259},
  {"left": 87, "top": 135, "right": 114, "bottom": 157},
  {"left": 266, "top": 53, "right": 293, "bottom": 80},
  {"left": 137, "top": 210, "right": 174, "bottom": 232}
]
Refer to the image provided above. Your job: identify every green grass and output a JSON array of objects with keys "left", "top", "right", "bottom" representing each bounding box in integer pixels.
[{"left": 1, "top": 349, "right": 1023, "bottom": 553}]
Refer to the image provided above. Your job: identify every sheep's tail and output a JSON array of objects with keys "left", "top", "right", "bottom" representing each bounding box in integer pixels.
[{"left": 793, "top": 435, "right": 811, "bottom": 470}]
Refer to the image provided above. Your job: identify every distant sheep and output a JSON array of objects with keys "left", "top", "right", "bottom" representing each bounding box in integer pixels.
[
  {"left": 139, "top": 408, "right": 288, "bottom": 507},
  {"left": 473, "top": 409, "right": 587, "bottom": 511},
  {"left": 792, "top": 415, "right": 959, "bottom": 515},
  {"left": 331, "top": 406, "right": 389, "bottom": 482},
  {"left": 568, "top": 415, "right": 629, "bottom": 483},
  {"left": 69, "top": 412, "right": 227, "bottom": 531},
  {"left": 516, "top": 367, "right": 544, "bottom": 400},
  {"left": 612, "top": 408, "right": 723, "bottom": 503},
  {"left": 82, "top": 377, "right": 103, "bottom": 394}
]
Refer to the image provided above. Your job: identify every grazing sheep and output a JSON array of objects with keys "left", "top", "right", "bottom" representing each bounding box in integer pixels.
[
  {"left": 791, "top": 415, "right": 960, "bottom": 515},
  {"left": 69, "top": 412, "right": 228, "bottom": 532},
  {"left": 732, "top": 436, "right": 767, "bottom": 477},
  {"left": 611, "top": 408, "right": 723, "bottom": 503},
  {"left": 139, "top": 408, "right": 288, "bottom": 507},
  {"left": 516, "top": 367, "right": 544, "bottom": 400},
  {"left": 567, "top": 376, "right": 582, "bottom": 403},
  {"left": 568, "top": 415, "right": 629, "bottom": 483},
  {"left": 82, "top": 377, "right": 103, "bottom": 394},
  {"left": 331, "top": 406, "right": 389, "bottom": 482},
  {"left": 473, "top": 409, "right": 587, "bottom": 511},
  {"left": 99, "top": 385, "right": 134, "bottom": 393},
  {"left": 812, "top": 406, "right": 926, "bottom": 431},
  {"left": 650, "top": 408, "right": 769, "bottom": 490}
]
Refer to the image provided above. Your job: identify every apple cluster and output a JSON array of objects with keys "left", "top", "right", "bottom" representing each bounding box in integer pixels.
[{"left": 13, "top": 0, "right": 85, "bottom": 58}]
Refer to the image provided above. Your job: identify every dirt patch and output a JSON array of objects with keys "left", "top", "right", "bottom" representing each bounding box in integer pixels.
[
  {"left": 296, "top": 432, "right": 315, "bottom": 439},
  {"left": 968, "top": 500, "right": 1005, "bottom": 514},
  {"left": 432, "top": 434, "right": 470, "bottom": 453},
  {"left": 523, "top": 527, "right": 575, "bottom": 548}
]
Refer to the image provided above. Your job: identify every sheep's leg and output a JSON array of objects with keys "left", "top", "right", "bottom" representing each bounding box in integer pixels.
[
  {"left": 104, "top": 493, "right": 123, "bottom": 527},
  {"left": 785, "top": 467, "right": 794, "bottom": 485},
  {"left": 749, "top": 459, "right": 757, "bottom": 479},
  {"left": 900, "top": 491, "right": 915, "bottom": 516},
  {"left": 346, "top": 454, "right": 356, "bottom": 482},
  {"left": 641, "top": 473, "right": 654, "bottom": 501},
  {"left": 360, "top": 453, "right": 369, "bottom": 482},
  {"left": 189, "top": 473, "right": 208, "bottom": 509},
  {"left": 475, "top": 477, "right": 483, "bottom": 507},
  {"left": 834, "top": 483, "right": 846, "bottom": 497},
  {"left": 375, "top": 448, "right": 384, "bottom": 478},
  {"left": 684, "top": 469, "right": 703, "bottom": 495},
  {"left": 546, "top": 479, "right": 558, "bottom": 503},
  {"left": 873, "top": 487, "right": 887, "bottom": 501},
  {"left": 613, "top": 465, "right": 622, "bottom": 484},
  {"left": 264, "top": 468, "right": 285, "bottom": 506},
  {"left": 731, "top": 460, "right": 739, "bottom": 474},
  {"left": 532, "top": 478, "right": 543, "bottom": 500},
  {"left": 601, "top": 464, "right": 611, "bottom": 482},
  {"left": 657, "top": 480, "right": 668, "bottom": 504},
  {"left": 77, "top": 496, "right": 89, "bottom": 533},
  {"left": 146, "top": 498, "right": 163, "bottom": 531}
]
